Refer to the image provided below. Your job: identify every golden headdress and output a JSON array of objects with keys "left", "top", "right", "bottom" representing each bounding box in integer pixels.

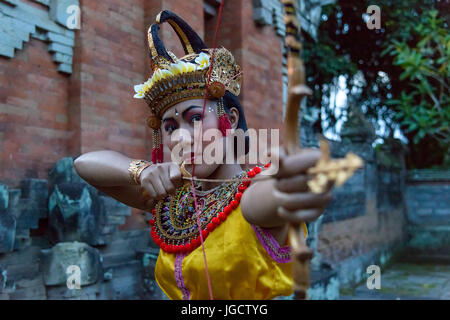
[{"left": 134, "top": 11, "right": 243, "bottom": 163}]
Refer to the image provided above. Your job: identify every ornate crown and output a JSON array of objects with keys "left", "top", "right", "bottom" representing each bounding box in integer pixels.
[{"left": 133, "top": 10, "right": 242, "bottom": 130}]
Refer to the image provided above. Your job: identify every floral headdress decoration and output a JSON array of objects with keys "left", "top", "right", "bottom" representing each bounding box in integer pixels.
[{"left": 133, "top": 10, "right": 243, "bottom": 163}]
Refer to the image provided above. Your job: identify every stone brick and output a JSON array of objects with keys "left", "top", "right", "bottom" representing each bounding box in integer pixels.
[{"left": 40, "top": 241, "right": 102, "bottom": 287}]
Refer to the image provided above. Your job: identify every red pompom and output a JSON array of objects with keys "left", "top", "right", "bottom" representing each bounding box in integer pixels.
[
  {"left": 247, "top": 170, "right": 256, "bottom": 178},
  {"left": 224, "top": 205, "right": 232, "bottom": 215},
  {"left": 212, "top": 217, "right": 221, "bottom": 225},
  {"left": 207, "top": 223, "right": 216, "bottom": 232},
  {"left": 253, "top": 166, "right": 261, "bottom": 174},
  {"left": 238, "top": 184, "right": 247, "bottom": 193},
  {"left": 191, "top": 238, "right": 200, "bottom": 248},
  {"left": 175, "top": 245, "right": 183, "bottom": 254},
  {"left": 149, "top": 219, "right": 155, "bottom": 226},
  {"left": 230, "top": 200, "right": 239, "bottom": 209},
  {"left": 151, "top": 208, "right": 156, "bottom": 214},
  {"left": 201, "top": 229, "right": 209, "bottom": 239},
  {"left": 234, "top": 192, "right": 243, "bottom": 201},
  {"left": 219, "top": 211, "right": 227, "bottom": 221},
  {"left": 264, "top": 162, "right": 271, "bottom": 168}
]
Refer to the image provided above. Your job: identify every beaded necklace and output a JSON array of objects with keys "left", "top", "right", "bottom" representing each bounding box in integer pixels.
[{"left": 149, "top": 165, "right": 265, "bottom": 254}]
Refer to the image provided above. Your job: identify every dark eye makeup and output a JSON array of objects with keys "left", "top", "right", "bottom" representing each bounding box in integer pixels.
[
  {"left": 163, "top": 119, "right": 178, "bottom": 133},
  {"left": 162, "top": 105, "right": 204, "bottom": 133}
]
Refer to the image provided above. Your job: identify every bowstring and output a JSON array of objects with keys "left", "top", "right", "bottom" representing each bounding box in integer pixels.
[{"left": 190, "top": 0, "right": 226, "bottom": 301}]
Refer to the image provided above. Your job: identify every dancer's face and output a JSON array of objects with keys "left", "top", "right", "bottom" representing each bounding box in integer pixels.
[{"left": 160, "top": 98, "right": 225, "bottom": 178}]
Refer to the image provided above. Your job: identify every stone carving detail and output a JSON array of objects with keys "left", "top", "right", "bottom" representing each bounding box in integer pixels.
[
  {"left": 253, "top": 0, "right": 285, "bottom": 37},
  {"left": 0, "top": 185, "right": 15, "bottom": 253},
  {"left": 49, "top": 0, "right": 79, "bottom": 28},
  {"left": 137, "top": 248, "right": 169, "bottom": 300},
  {"left": 0, "top": 265, "right": 5, "bottom": 293},
  {"left": 0, "top": 0, "right": 78, "bottom": 73},
  {"left": 0, "top": 157, "right": 159, "bottom": 299},
  {"left": 0, "top": 180, "right": 48, "bottom": 252},
  {"left": 48, "top": 158, "right": 131, "bottom": 246},
  {"left": 40, "top": 242, "right": 102, "bottom": 287},
  {"left": 0, "top": 210, "right": 16, "bottom": 254},
  {"left": 253, "top": 0, "right": 336, "bottom": 41}
]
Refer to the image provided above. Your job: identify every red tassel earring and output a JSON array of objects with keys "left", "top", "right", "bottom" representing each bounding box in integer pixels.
[
  {"left": 147, "top": 116, "right": 164, "bottom": 164},
  {"left": 217, "top": 98, "right": 231, "bottom": 136},
  {"left": 151, "top": 128, "right": 164, "bottom": 163}
]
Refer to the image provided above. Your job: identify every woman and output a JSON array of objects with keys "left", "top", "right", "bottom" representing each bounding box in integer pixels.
[{"left": 74, "top": 10, "right": 331, "bottom": 300}]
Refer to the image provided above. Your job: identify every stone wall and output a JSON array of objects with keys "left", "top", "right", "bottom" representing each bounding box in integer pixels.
[
  {"left": 0, "top": 158, "right": 164, "bottom": 300},
  {"left": 401, "top": 170, "right": 450, "bottom": 263}
]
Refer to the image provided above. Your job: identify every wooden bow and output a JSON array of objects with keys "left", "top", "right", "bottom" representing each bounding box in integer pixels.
[
  {"left": 280, "top": 0, "right": 313, "bottom": 300},
  {"left": 280, "top": 0, "right": 363, "bottom": 300}
]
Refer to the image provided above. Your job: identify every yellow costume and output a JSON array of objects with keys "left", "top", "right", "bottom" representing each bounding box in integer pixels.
[{"left": 155, "top": 205, "right": 307, "bottom": 300}]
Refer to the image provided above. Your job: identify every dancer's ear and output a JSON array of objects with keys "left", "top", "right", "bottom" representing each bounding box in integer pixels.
[{"left": 228, "top": 107, "right": 240, "bottom": 130}]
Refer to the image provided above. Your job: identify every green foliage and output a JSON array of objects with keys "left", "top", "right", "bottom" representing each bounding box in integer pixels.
[
  {"left": 302, "top": 0, "right": 449, "bottom": 168},
  {"left": 383, "top": 10, "right": 449, "bottom": 167}
]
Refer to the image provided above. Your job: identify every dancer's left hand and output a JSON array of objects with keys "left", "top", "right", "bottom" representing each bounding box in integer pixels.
[{"left": 273, "top": 148, "right": 332, "bottom": 224}]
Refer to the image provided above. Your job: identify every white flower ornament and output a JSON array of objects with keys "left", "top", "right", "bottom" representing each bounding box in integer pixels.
[
  {"left": 133, "top": 83, "right": 146, "bottom": 99},
  {"left": 195, "top": 52, "right": 210, "bottom": 70}
]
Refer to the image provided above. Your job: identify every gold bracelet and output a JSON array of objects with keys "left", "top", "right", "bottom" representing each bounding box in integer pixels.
[{"left": 128, "top": 159, "right": 153, "bottom": 185}]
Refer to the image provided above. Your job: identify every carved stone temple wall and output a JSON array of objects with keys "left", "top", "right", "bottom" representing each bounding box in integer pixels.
[{"left": 0, "top": 158, "right": 165, "bottom": 300}]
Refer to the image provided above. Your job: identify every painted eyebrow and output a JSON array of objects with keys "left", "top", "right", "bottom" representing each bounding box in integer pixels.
[
  {"left": 162, "top": 105, "right": 203, "bottom": 122},
  {"left": 182, "top": 105, "right": 203, "bottom": 118}
]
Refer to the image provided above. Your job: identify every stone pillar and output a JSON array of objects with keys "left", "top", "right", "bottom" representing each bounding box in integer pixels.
[{"left": 375, "top": 137, "right": 406, "bottom": 213}]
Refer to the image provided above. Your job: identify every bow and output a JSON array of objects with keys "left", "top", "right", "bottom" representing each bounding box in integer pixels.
[
  {"left": 280, "top": 0, "right": 314, "bottom": 300},
  {"left": 280, "top": 0, "right": 363, "bottom": 300}
]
